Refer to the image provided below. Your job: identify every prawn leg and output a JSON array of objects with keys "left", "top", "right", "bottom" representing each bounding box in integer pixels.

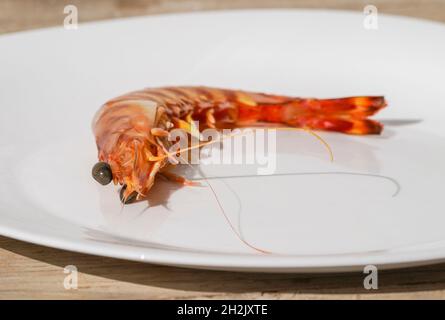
[{"left": 160, "top": 170, "right": 200, "bottom": 187}]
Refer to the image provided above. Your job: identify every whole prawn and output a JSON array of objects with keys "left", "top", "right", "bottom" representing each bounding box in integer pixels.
[{"left": 92, "top": 86, "right": 386, "bottom": 203}]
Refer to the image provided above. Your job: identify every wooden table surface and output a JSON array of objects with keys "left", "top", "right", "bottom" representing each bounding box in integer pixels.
[{"left": 1, "top": 0, "right": 445, "bottom": 299}]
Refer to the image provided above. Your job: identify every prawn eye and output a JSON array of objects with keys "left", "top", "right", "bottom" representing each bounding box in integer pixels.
[
  {"left": 92, "top": 162, "right": 113, "bottom": 185},
  {"left": 120, "top": 185, "right": 138, "bottom": 204}
]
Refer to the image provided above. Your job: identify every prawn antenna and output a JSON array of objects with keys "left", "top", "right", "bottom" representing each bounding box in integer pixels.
[
  {"left": 166, "top": 126, "right": 334, "bottom": 254},
  {"left": 178, "top": 154, "right": 271, "bottom": 255},
  {"left": 271, "top": 127, "right": 334, "bottom": 162}
]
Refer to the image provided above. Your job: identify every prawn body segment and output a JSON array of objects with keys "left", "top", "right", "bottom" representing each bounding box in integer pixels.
[
  {"left": 104, "top": 86, "right": 386, "bottom": 134},
  {"left": 93, "top": 86, "right": 387, "bottom": 202}
]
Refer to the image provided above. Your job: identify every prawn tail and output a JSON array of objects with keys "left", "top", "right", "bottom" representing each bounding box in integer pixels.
[{"left": 260, "top": 96, "right": 387, "bottom": 135}]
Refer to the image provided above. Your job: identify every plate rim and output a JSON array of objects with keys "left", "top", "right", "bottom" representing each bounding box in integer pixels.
[{"left": 2, "top": 8, "right": 445, "bottom": 273}]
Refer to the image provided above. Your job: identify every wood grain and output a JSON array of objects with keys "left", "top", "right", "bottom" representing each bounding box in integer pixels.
[
  {"left": 1, "top": 0, "right": 445, "bottom": 299},
  {"left": 3, "top": 235, "right": 445, "bottom": 299},
  {"left": 1, "top": 0, "right": 445, "bottom": 34}
]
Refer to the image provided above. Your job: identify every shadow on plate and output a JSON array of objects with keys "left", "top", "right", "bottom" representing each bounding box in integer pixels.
[{"left": 380, "top": 119, "right": 423, "bottom": 126}]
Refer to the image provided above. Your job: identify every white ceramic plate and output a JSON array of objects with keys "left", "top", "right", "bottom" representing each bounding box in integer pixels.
[{"left": 1, "top": 9, "right": 445, "bottom": 272}]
